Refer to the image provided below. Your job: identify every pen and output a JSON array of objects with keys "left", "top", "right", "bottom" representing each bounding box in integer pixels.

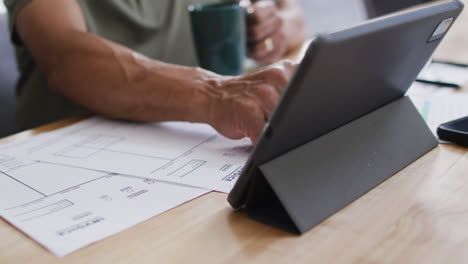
[
  {"left": 415, "top": 78, "right": 461, "bottom": 88},
  {"left": 431, "top": 59, "right": 468, "bottom": 68}
]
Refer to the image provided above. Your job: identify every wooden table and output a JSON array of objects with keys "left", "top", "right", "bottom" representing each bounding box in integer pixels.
[{"left": 2, "top": 7, "right": 468, "bottom": 264}]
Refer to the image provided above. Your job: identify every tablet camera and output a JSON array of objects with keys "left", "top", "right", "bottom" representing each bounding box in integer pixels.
[{"left": 428, "top": 17, "right": 454, "bottom": 42}]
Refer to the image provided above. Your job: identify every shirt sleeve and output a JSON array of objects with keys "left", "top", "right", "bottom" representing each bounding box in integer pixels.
[{"left": 4, "top": 0, "right": 34, "bottom": 45}]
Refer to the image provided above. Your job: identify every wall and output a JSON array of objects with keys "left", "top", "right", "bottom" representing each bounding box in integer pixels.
[{"left": 0, "top": 12, "right": 17, "bottom": 137}]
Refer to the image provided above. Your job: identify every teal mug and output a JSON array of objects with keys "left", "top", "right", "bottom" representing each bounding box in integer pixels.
[{"left": 189, "top": 2, "right": 247, "bottom": 76}]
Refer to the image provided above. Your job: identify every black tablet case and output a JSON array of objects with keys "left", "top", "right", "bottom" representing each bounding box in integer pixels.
[
  {"left": 228, "top": 0, "right": 464, "bottom": 234},
  {"left": 245, "top": 96, "right": 437, "bottom": 233}
]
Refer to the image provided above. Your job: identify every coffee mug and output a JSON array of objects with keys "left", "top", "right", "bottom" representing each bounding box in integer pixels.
[{"left": 189, "top": 2, "right": 247, "bottom": 76}]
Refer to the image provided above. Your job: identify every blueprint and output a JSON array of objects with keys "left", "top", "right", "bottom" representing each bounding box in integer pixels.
[
  {"left": 0, "top": 136, "right": 209, "bottom": 257},
  {"left": 25, "top": 117, "right": 251, "bottom": 193}
]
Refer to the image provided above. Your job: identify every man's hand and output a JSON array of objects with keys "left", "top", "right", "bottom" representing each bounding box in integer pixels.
[
  {"left": 16, "top": 0, "right": 297, "bottom": 145},
  {"left": 203, "top": 61, "right": 297, "bottom": 144},
  {"left": 246, "top": 0, "right": 306, "bottom": 65}
]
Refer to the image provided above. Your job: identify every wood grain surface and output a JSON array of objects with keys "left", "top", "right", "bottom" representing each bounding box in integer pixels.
[{"left": 1, "top": 2, "right": 468, "bottom": 263}]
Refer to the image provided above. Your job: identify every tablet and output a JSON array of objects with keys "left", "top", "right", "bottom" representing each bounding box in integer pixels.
[{"left": 228, "top": 0, "right": 464, "bottom": 209}]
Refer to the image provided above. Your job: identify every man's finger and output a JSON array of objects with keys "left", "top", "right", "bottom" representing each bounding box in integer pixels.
[
  {"left": 256, "top": 40, "right": 288, "bottom": 65},
  {"left": 249, "top": 28, "right": 288, "bottom": 64},
  {"left": 248, "top": 14, "right": 282, "bottom": 43},
  {"left": 260, "top": 61, "right": 297, "bottom": 93},
  {"left": 246, "top": 115, "right": 266, "bottom": 145},
  {"left": 254, "top": 83, "right": 280, "bottom": 118},
  {"left": 238, "top": 99, "right": 267, "bottom": 144},
  {"left": 248, "top": 31, "right": 283, "bottom": 62},
  {"left": 247, "top": 0, "right": 277, "bottom": 25}
]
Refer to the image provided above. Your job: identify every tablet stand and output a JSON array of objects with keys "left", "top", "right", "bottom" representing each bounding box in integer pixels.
[{"left": 244, "top": 96, "right": 438, "bottom": 234}]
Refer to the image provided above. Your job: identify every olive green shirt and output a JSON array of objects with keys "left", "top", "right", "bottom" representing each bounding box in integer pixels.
[{"left": 5, "top": 0, "right": 219, "bottom": 131}]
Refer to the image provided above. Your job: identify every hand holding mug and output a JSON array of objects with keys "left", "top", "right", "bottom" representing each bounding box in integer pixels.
[{"left": 245, "top": 0, "right": 289, "bottom": 65}]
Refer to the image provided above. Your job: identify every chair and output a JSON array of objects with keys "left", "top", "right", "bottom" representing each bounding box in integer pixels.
[{"left": 0, "top": 13, "right": 18, "bottom": 138}]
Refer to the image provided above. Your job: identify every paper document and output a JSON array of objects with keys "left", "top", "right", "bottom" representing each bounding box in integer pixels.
[
  {"left": 406, "top": 81, "right": 456, "bottom": 99},
  {"left": 411, "top": 93, "right": 468, "bottom": 139},
  {"left": 25, "top": 117, "right": 250, "bottom": 193},
  {"left": 0, "top": 137, "right": 209, "bottom": 257},
  {"left": 417, "top": 61, "right": 468, "bottom": 87}
]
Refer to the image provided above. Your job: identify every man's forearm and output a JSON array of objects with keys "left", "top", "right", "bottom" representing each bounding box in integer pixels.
[
  {"left": 17, "top": 0, "right": 218, "bottom": 124},
  {"left": 42, "top": 32, "right": 217, "bottom": 124}
]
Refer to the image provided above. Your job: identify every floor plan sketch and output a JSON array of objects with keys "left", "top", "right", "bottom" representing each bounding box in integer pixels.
[
  {"left": 27, "top": 117, "right": 251, "bottom": 193},
  {"left": 0, "top": 137, "right": 209, "bottom": 257}
]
